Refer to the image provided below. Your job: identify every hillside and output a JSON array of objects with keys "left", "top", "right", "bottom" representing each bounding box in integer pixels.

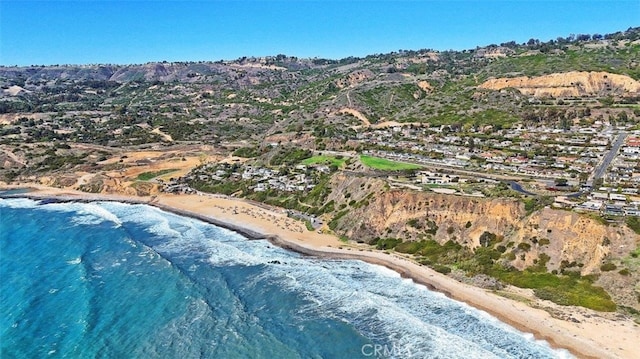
[
  {"left": 324, "top": 175, "right": 639, "bottom": 310},
  {"left": 1, "top": 27, "right": 640, "bottom": 315},
  {"left": 479, "top": 71, "right": 640, "bottom": 98}
]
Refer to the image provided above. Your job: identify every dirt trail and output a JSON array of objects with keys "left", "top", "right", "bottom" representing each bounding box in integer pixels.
[
  {"left": 1, "top": 148, "right": 27, "bottom": 166},
  {"left": 338, "top": 108, "right": 371, "bottom": 126},
  {"left": 151, "top": 128, "right": 174, "bottom": 142}
]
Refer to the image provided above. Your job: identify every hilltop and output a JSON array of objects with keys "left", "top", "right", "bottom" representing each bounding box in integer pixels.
[{"left": 1, "top": 28, "right": 638, "bottom": 146}]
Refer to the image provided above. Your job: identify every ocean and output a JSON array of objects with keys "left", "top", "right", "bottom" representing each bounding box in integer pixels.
[{"left": 0, "top": 197, "right": 572, "bottom": 358}]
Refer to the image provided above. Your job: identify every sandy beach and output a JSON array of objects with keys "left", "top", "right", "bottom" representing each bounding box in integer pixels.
[{"left": 3, "top": 185, "right": 639, "bottom": 359}]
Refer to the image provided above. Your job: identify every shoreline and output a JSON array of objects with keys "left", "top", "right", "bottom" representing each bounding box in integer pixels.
[
  {"left": 2, "top": 186, "right": 639, "bottom": 359},
  {"left": 2, "top": 189, "right": 269, "bottom": 240}
]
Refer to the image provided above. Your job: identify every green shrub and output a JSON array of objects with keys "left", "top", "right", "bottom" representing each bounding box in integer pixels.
[
  {"left": 304, "top": 220, "right": 314, "bottom": 231},
  {"left": 531, "top": 253, "right": 550, "bottom": 272},
  {"left": 600, "top": 262, "right": 617, "bottom": 271},
  {"left": 523, "top": 196, "right": 553, "bottom": 214},
  {"left": 618, "top": 268, "right": 630, "bottom": 276},
  {"left": 270, "top": 148, "right": 312, "bottom": 166},
  {"left": 626, "top": 216, "right": 640, "bottom": 235},
  {"left": 302, "top": 155, "right": 347, "bottom": 167},
  {"left": 517, "top": 242, "right": 532, "bottom": 251},
  {"left": 375, "top": 238, "right": 402, "bottom": 250},
  {"left": 533, "top": 284, "right": 616, "bottom": 312},
  {"left": 490, "top": 267, "right": 616, "bottom": 311},
  {"left": 470, "top": 247, "right": 503, "bottom": 273},
  {"left": 407, "top": 219, "right": 421, "bottom": 229},
  {"left": 418, "top": 258, "right": 432, "bottom": 266},
  {"left": 432, "top": 264, "right": 451, "bottom": 274},
  {"left": 425, "top": 220, "right": 438, "bottom": 235},
  {"left": 327, "top": 209, "right": 349, "bottom": 230},
  {"left": 395, "top": 240, "right": 426, "bottom": 254},
  {"left": 319, "top": 200, "right": 335, "bottom": 215},
  {"left": 479, "top": 231, "right": 500, "bottom": 247},
  {"left": 232, "top": 146, "right": 260, "bottom": 158}
]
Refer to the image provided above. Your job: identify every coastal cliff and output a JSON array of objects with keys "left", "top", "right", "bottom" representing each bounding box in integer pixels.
[{"left": 326, "top": 175, "right": 640, "bottom": 310}]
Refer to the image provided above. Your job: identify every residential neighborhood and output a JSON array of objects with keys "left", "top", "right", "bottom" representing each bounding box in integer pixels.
[{"left": 162, "top": 119, "right": 640, "bottom": 220}]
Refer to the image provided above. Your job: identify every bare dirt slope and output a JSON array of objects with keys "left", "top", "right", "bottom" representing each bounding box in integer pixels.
[
  {"left": 338, "top": 108, "right": 371, "bottom": 126},
  {"left": 479, "top": 71, "right": 640, "bottom": 98}
]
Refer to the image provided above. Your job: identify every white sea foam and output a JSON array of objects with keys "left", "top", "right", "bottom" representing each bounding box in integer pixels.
[
  {"left": 0, "top": 197, "right": 38, "bottom": 208},
  {"left": 148, "top": 217, "right": 183, "bottom": 239},
  {"left": 243, "top": 253, "right": 569, "bottom": 359},
  {"left": 9, "top": 199, "right": 571, "bottom": 358},
  {"left": 101, "top": 202, "right": 208, "bottom": 241},
  {"left": 165, "top": 203, "right": 569, "bottom": 357},
  {"left": 8, "top": 200, "right": 123, "bottom": 227},
  {"left": 71, "top": 214, "right": 105, "bottom": 226},
  {"left": 94, "top": 202, "right": 268, "bottom": 267},
  {"left": 76, "top": 203, "right": 122, "bottom": 227}
]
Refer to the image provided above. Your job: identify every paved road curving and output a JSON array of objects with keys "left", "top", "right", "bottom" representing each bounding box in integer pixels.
[{"left": 589, "top": 131, "right": 627, "bottom": 186}]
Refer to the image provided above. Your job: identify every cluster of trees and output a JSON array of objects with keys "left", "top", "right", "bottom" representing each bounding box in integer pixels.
[
  {"left": 0, "top": 100, "right": 34, "bottom": 114},
  {"left": 269, "top": 148, "right": 312, "bottom": 166},
  {"left": 501, "top": 27, "right": 640, "bottom": 51},
  {"left": 232, "top": 146, "right": 261, "bottom": 158}
]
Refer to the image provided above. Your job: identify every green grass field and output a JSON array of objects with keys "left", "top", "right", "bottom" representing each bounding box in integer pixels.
[
  {"left": 360, "top": 155, "right": 422, "bottom": 171},
  {"left": 137, "top": 168, "right": 179, "bottom": 181},
  {"left": 302, "top": 155, "right": 347, "bottom": 167}
]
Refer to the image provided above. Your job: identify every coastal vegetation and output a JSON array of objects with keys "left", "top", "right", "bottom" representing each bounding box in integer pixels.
[
  {"left": 302, "top": 155, "right": 347, "bottom": 168},
  {"left": 373, "top": 237, "right": 617, "bottom": 311},
  {"left": 232, "top": 146, "right": 261, "bottom": 158},
  {"left": 269, "top": 148, "right": 313, "bottom": 166},
  {"left": 626, "top": 216, "right": 640, "bottom": 235}
]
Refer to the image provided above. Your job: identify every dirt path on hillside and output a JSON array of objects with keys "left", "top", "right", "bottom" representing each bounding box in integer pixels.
[{"left": 339, "top": 108, "right": 371, "bottom": 126}]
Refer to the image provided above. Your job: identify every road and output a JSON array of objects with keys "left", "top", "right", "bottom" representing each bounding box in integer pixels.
[
  {"left": 362, "top": 153, "right": 529, "bottom": 182},
  {"left": 507, "top": 181, "right": 536, "bottom": 196},
  {"left": 588, "top": 131, "right": 627, "bottom": 186}
]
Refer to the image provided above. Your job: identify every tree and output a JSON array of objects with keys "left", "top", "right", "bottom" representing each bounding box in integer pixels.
[
  {"left": 617, "top": 111, "right": 628, "bottom": 123},
  {"left": 576, "top": 34, "right": 591, "bottom": 42},
  {"left": 554, "top": 178, "right": 568, "bottom": 187},
  {"left": 467, "top": 137, "right": 476, "bottom": 151},
  {"left": 560, "top": 117, "right": 571, "bottom": 130},
  {"left": 593, "top": 178, "right": 604, "bottom": 188}
]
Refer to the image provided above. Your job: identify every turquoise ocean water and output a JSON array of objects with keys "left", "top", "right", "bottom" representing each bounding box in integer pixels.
[{"left": 0, "top": 198, "right": 572, "bottom": 358}]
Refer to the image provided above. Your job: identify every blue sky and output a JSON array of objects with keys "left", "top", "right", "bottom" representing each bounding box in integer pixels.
[{"left": 1, "top": 1, "right": 638, "bottom": 66}]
